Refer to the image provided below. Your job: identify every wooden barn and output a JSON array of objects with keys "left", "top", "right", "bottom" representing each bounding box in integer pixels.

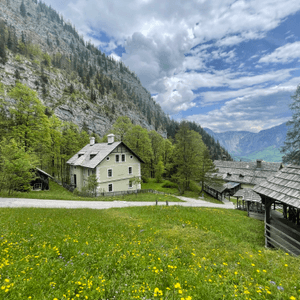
[
  {"left": 30, "top": 168, "right": 53, "bottom": 191},
  {"left": 253, "top": 165, "right": 300, "bottom": 256},
  {"left": 214, "top": 159, "right": 283, "bottom": 188},
  {"left": 204, "top": 181, "right": 240, "bottom": 202},
  {"left": 233, "top": 188, "right": 264, "bottom": 220}
]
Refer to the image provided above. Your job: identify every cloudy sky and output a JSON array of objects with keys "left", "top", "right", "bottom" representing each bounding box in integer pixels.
[{"left": 44, "top": 0, "right": 300, "bottom": 133}]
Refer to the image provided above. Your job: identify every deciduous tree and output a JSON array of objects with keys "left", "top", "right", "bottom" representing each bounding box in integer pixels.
[{"left": 0, "top": 138, "right": 37, "bottom": 193}]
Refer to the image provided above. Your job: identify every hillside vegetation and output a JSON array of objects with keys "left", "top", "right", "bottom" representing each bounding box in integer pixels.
[{"left": 0, "top": 207, "right": 299, "bottom": 299}]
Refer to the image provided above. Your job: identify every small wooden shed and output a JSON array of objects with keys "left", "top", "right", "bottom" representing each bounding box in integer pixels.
[
  {"left": 204, "top": 181, "right": 240, "bottom": 202},
  {"left": 233, "top": 188, "right": 263, "bottom": 220},
  {"left": 253, "top": 165, "right": 300, "bottom": 255},
  {"left": 30, "top": 168, "right": 53, "bottom": 191}
]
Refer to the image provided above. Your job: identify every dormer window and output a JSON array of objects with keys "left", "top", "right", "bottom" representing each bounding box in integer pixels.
[
  {"left": 78, "top": 153, "right": 84, "bottom": 158},
  {"left": 227, "top": 172, "right": 232, "bottom": 177},
  {"left": 239, "top": 174, "right": 244, "bottom": 178},
  {"left": 90, "top": 154, "right": 96, "bottom": 160}
]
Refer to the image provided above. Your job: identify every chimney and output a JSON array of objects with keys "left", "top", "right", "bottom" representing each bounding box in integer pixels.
[
  {"left": 107, "top": 134, "right": 115, "bottom": 145},
  {"left": 90, "top": 137, "right": 95, "bottom": 146},
  {"left": 256, "top": 159, "right": 262, "bottom": 168}
]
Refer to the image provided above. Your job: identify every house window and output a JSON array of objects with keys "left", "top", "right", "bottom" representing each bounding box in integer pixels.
[
  {"left": 129, "top": 180, "right": 133, "bottom": 188},
  {"left": 122, "top": 154, "right": 126, "bottom": 162},
  {"left": 88, "top": 169, "right": 90, "bottom": 176},
  {"left": 129, "top": 167, "right": 133, "bottom": 174},
  {"left": 115, "top": 154, "right": 120, "bottom": 162},
  {"left": 108, "top": 184, "right": 113, "bottom": 192},
  {"left": 130, "top": 155, "right": 133, "bottom": 159},
  {"left": 108, "top": 169, "right": 112, "bottom": 177},
  {"left": 106, "top": 156, "right": 110, "bottom": 161}
]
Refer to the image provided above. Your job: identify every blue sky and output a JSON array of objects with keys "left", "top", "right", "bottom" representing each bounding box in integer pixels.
[{"left": 44, "top": 0, "right": 300, "bottom": 133}]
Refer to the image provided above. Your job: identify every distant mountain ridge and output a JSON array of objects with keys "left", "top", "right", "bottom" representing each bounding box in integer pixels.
[{"left": 204, "top": 123, "right": 288, "bottom": 162}]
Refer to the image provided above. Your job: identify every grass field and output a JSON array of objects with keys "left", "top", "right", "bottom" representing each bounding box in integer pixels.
[
  {"left": 0, "top": 206, "right": 299, "bottom": 300},
  {"left": 0, "top": 180, "right": 182, "bottom": 202},
  {"left": 142, "top": 179, "right": 223, "bottom": 204},
  {"left": 0, "top": 179, "right": 222, "bottom": 204}
]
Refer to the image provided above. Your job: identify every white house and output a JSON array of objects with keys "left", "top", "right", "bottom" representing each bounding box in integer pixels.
[{"left": 66, "top": 134, "right": 144, "bottom": 194}]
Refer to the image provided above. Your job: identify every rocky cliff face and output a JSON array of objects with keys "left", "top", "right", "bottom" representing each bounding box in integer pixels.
[
  {"left": 204, "top": 123, "right": 288, "bottom": 161},
  {"left": 0, "top": 0, "right": 167, "bottom": 137}
]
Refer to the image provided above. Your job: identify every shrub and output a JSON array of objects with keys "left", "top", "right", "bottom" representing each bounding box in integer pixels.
[
  {"left": 189, "top": 180, "right": 202, "bottom": 194},
  {"left": 162, "top": 180, "right": 178, "bottom": 189},
  {"left": 142, "top": 176, "right": 149, "bottom": 183}
]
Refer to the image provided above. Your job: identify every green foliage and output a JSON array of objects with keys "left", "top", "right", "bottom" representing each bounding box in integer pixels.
[
  {"left": 0, "top": 138, "right": 37, "bottom": 193},
  {"left": 124, "top": 125, "right": 153, "bottom": 177},
  {"left": 172, "top": 122, "right": 205, "bottom": 193},
  {"left": 82, "top": 173, "right": 99, "bottom": 197},
  {"left": 155, "top": 156, "right": 165, "bottom": 183},
  {"left": 7, "top": 82, "right": 51, "bottom": 154},
  {"left": 189, "top": 180, "right": 202, "bottom": 195},
  {"left": 111, "top": 116, "right": 133, "bottom": 141},
  {"left": 161, "top": 180, "right": 178, "bottom": 189},
  {"left": 43, "top": 53, "right": 51, "bottom": 67},
  {"left": 281, "top": 85, "right": 300, "bottom": 165}
]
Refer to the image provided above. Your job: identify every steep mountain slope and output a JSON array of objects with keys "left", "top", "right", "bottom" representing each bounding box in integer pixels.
[
  {"left": 0, "top": 0, "right": 168, "bottom": 136},
  {"left": 204, "top": 123, "right": 288, "bottom": 162}
]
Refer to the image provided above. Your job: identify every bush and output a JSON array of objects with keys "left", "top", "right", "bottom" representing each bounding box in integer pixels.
[
  {"left": 162, "top": 180, "right": 178, "bottom": 189},
  {"left": 189, "top": 180, "right": 202, "bottom": 194},
  {"left": 142, "top": 176, "right": 149, "bottom": 183}
]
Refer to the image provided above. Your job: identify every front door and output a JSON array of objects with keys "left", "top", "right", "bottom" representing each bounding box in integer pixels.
[{"left": 73, "top": 174, "right": 77, "bottom": 188}]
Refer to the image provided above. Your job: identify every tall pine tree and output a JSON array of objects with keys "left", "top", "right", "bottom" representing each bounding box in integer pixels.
[{"left": 281, "top": 85, "right": 300, "bottom": 165}]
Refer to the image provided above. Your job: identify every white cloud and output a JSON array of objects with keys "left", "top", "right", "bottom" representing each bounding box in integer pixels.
[
  {"left": 258, "top": 41, "right": 300, "bottom": 64},
  {"left": 186, "top": 89, "right": 294, "bottom": 133}
]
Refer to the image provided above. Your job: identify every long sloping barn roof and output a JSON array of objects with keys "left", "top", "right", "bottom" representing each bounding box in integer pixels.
[
  {"left": 253, "top": 165, "right": 300, "bottom": 208},
  {"left": 67, "top": 141, "right": 145, "bottom": 169},
  {"left": 214, "top": 160, "right": 283, "bottom": 185}
]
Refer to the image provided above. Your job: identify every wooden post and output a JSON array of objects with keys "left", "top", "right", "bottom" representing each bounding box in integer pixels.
[
  {"left": 166, "top": 201, "right": 169, "bottom": 206},
  {"left": 264, "top": 196, "right": 273, "bottom": 248},
  {"left": 156, "top": 199, "right": 158, "bottom": 206}
]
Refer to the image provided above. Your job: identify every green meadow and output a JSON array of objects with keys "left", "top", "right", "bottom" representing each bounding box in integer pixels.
[{"left": 0, "top": 206, "right": 299, "bottom": 300}]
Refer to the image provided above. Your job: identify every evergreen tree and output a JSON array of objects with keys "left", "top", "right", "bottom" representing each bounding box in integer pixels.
[
  {"left": 172, "top": 122, "right": 205, "bottom": 193},
  {"left": 0, "top": 21, "right": 7, "bottom": 64},
  {"left": 281, "top": 85, "right": 300, "bottom": 165},
  {"left": 20, "top": 1, "right": 27, "bottom": 18}
]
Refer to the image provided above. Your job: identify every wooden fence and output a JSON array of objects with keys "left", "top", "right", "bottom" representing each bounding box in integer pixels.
[
  {"left": 265, "top": 222, "right": 300, "bottom": 256},
  {"left": 96, "top": 189, "right": 170, "bottom": 198}
]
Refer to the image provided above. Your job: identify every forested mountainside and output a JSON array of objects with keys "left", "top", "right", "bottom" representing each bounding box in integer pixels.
[{"left": 0, "top": 0, "right": 232, "bottom": 161}]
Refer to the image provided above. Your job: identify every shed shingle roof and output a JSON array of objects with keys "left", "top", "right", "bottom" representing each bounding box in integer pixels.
[
  {"left": 253, "top": 165, "right": 300, "bottom": 208},
  {"left": 214, "top": 160, "right": 283, "bottom": 185},
  {"left": 233, "top": 188, "right": 262, "bottom": 202}
]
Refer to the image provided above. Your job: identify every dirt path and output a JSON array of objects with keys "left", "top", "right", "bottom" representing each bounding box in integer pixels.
[{"left": 0, "top": 196, "right": 234, "bottom": 209}]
